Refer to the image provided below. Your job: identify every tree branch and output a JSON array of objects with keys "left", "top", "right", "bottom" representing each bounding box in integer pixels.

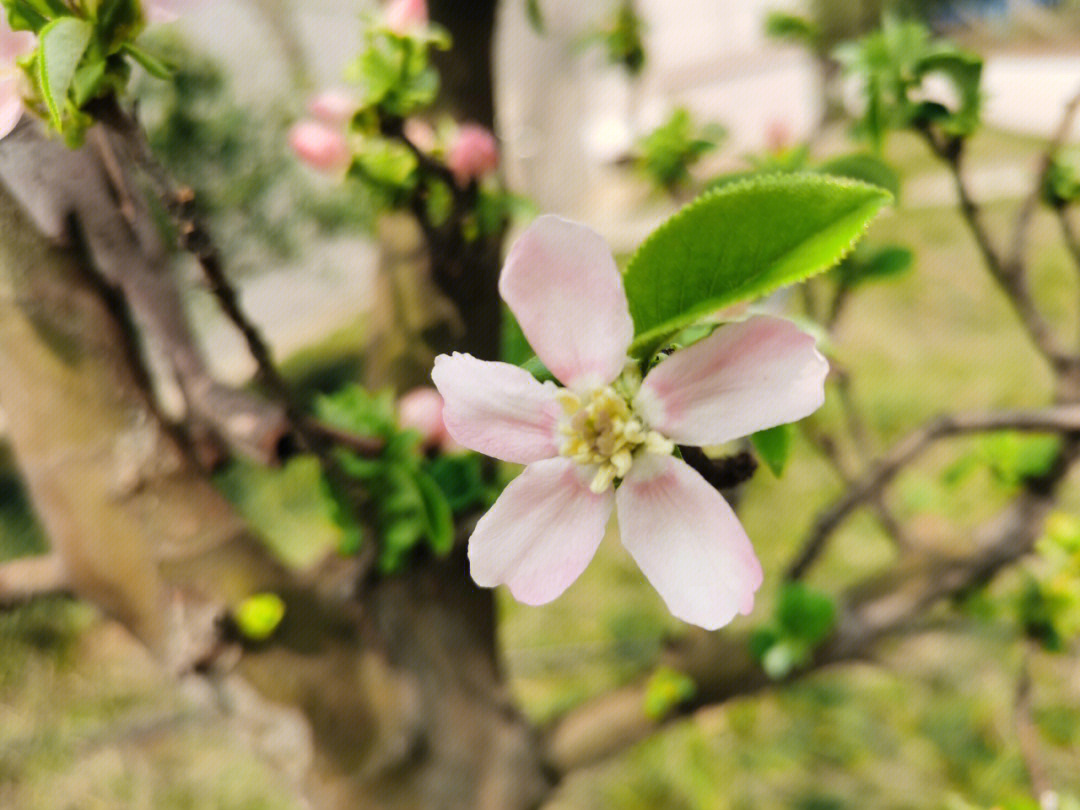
[
  {"left": 1015, "top": 645, "right": 1053, "bottom": 802},
  {"left": 543, "top": 438, "right": 1079, "bottom": 776},
  {"left": 1011, "top": 85, "right": 1080, "bottom": 272},
  {"left": 787, "top": 405, "right": 1080, "bottom": 581},
  {"left": 927, "top": 133, "right": 1069, "bottom": 369},
  {"left": 0, "top": 118, "right": 291, "bottom": 465},
  {"left": 0, "top": 553, "right": 69, "bottom": 608}
]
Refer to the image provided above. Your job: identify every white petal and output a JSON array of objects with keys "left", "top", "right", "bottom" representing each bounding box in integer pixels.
[
  {"left": 469, "top": 457, "right": 613, "bottom": 605},
  {"left": 636, "top": 315, "right": 827, "bottom": 446},
  {"left": 616, "top": 454, "right": 763, "bottom": 630},
  {"left": 499, "top": 215, "right": 633, "bottom": 390},
  {"left": 432, "top": 352, "right": 561, "bottom": 464}
]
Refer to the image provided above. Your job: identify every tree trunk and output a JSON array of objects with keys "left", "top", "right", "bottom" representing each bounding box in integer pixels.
[{"left": 0, "top": 135, "right": 548, "bottom": 808}]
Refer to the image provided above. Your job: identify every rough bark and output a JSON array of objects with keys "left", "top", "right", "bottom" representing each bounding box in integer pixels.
[{"left": 0, "top": 134, "right": 548, "bottom": 808}]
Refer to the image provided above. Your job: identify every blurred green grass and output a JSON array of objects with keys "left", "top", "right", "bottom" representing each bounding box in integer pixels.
[{"left": 2, "top": 123, "right": 1080, "bottom": 808}]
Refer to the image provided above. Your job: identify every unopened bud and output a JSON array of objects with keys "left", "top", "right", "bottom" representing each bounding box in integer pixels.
[
  {"left": 308, "top": 89, "right": 358, "bottom": 127},
  {"left": 398, "top": 387, "right": 448, "bottom": 449},
  {"left": 289, "top": 120, "right": 350, "bottom": 172},
  {"left": 447, "top": 123, "right": 499, "bottom": 187},
  {"left": 385, "top": 0, "right": 428, "bottom": 33}
]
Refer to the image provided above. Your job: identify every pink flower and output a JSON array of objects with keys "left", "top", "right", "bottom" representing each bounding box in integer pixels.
[
  {"left": 308, "top": 89, "right": 358, "bottom": 127},
  {"left": 431, "top": 216, "right": 828, "bottom": 629},
  {"left": 0, "top": 11, "right": 34, "bottom": 141},
  {"left": 289, "top": 120, "right": 350, "bottom": 172},
  {"left": 447, "top": 123, "right": 499, "bottom": 186},
  {"left": 385, "top": 0, "right": 428, "bottom": 33},
  {"left": 398, "top": 387, "right": 450, "bottom": 449}
]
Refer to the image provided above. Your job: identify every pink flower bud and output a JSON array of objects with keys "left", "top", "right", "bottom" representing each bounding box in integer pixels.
[
  {"left": 308, "top": 90, "right": 358, "bottom": 127},
  {"left": 289, "top": 120, "right": 350, "bottom": 172},
  {"left": 385, "top": 0, "right": 428, "bottom": 33},
  {"left": 398, "top": 387, "right": 448, "bottom": 449},
  {"left": 765, "top": 119, "right": 791, "bottom": 154},
  {"left": 447, "top": 123, "right": 499, "bottom": 187}
]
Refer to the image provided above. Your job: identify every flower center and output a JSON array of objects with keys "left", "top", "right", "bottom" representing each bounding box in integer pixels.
[{"left": 557, "top": 384, "right": 673, "bottom": 494}]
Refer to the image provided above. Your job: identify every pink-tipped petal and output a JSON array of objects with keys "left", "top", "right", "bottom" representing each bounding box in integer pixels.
[
  {"left": 431, "top": 352, "right": 562, "bottom": 464},
  {"left": 469, "top": 457, "right": 613, "bottom": 604},
  {"left": 289, "top": 121, "right": 350, "bottom": 172},
  {"left": 0, "top": 78, "right": 22, "bottom": 141},
  {"left": 499, "top": 216, "right": 633, "bottom": 390},
  {"left": 636, "top": 315, "right": 827, "bottom": 447},
  {"left": 616, "top": 453, "right": 763, "bottom": 630}
]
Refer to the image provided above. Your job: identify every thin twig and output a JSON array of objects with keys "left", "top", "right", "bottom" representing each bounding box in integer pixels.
[
  {"left": 787, "top": 405, "right": 1080, "bottom": 581},
  {"left": 1015, "top": 645, "right": 1053, "bottom": 801},
  {"left": 1053, "top": 208, "right": 1080, "bottom": 352},
  {"left": 1011, "top": 85, "right": 1080, "bottom": 272},
  {"left": 921, "top": 129, "right": 1069, "bottom": 369},
  {"left": 799, "top": 420, "right": 915, "bottom": 552}
]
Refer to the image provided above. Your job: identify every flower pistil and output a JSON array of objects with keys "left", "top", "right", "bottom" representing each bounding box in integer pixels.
[{"left": 556, "top": 380, "right": 673, "bottom": 494}]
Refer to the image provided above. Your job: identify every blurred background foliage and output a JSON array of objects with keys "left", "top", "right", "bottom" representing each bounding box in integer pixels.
[{"left": 2, "top": 1, "right": 1080, "bottom": 808}]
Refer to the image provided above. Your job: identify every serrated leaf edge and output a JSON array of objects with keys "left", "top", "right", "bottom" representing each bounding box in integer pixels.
[{"left": 625, "top": 172, "right": 892, "bottom": 355}]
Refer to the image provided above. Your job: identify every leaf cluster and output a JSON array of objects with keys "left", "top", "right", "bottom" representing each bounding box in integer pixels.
[
  {"left": 835, "top": 15, "right": 982, "bottom": 150},
  {"left": 3, "top": 0, "right": 170, "bottom": 145},
  {"left": 635, "top": 107, "right": 724, "bottom": 194},
  {"left": 1018, "top": 512, "right": 1080, "bottom": 651},
  {"left": 315, "top": 385, "right": 455, "bottom": 574}
]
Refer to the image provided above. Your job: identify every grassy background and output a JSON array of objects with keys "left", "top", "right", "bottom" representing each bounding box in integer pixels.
[{"left": 2, "top": 124, "right": 1080, "bottom": 808}]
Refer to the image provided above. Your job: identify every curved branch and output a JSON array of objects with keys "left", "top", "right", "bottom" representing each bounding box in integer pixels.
[
  {"left": 787, "top": 405, "right": 1080, "bottom": 581},
  {"left": 950, "top": 145, "right": 1068, "bottom": 368},
  {"left": 1011, "top": 85, "right": 1080, "bottom": 271}
]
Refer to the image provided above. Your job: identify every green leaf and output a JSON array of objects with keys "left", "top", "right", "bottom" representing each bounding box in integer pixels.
[
  {"left": 776, "top": 582, "right": 836, "bottom": 645},
  {"left": 69, "top": 58, "right": 106, "bottom": 107},
  {"left": 838, "top": 244, "right": 913, "bottom": 289},
  {"left": 413, "top": 468, "right": 454, "bottom": 556},
  {"left": 36, "top": 16, "right": 94, "bottom": 130},
  {"left": 315, "top": 385, "right": 397, "bottom": 438},
  {"left": 233, "top": 593, "right": 286, "bottom": 642},
  {"left": 643, "top": 666, "right": 697, "bottom": 720},
  {"left": 2, "top": 0, "right": 50, "bottom": 31},
  {"left": 425, "top": 453, "right": 487, "bottom": 514},
  {"left": 980, "top": 432, "right": 1061, "bottom": 487},
  {"left": 525, "top": 0, "right": 544, "bottom": 32},
  {"left": 122, "top": 42, "right": 172, "bottom": 79},
  {"left": 816, "top": 152, "right": 900, "bottom": 199},
  {"left": 97, "top": 0, "right": 143, "bottom": 50},
  {"left": 623, "top": 173, "right": 892, "bottom": 355},
  {"left": 751, "top": 424, "right": 792, "bottom": 477},
  {"left": 764, "top": 12, "right": 819, "bottom": 48}
]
